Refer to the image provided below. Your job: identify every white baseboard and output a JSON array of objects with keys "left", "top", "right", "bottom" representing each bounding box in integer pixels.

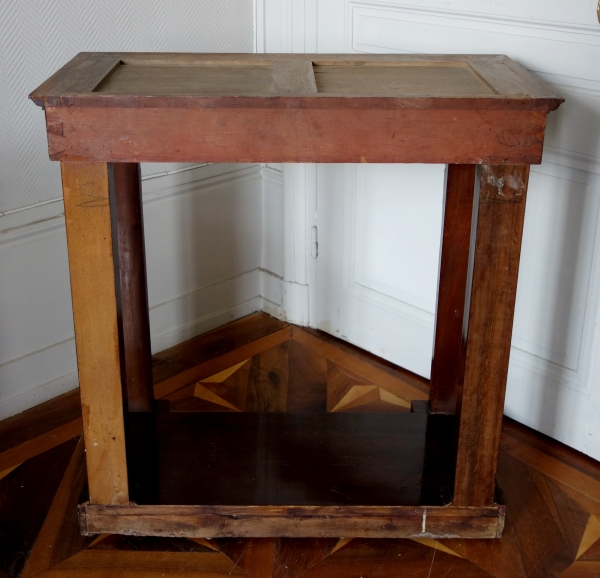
[
  {"left": 149, "top": 269, "right": 264, "bottom": 353},
  {"left": 0, "top": 163, "right": 268, "bottom": 420},
  {"left": 0, "top": 338, "right": 78, "bottom": 421},
  {"left": 0, "top": 269, "right": 269, "bottom": 421}
]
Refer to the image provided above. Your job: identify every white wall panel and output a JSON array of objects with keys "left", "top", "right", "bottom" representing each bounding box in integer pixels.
[
  {"left": 0, "top": 163, "right": 265, "bottom": 420},
  {"left": 262, "top": 0, "right": 600, "bottom": 458},
  {"left": 353, "top": 165, "right": 443, "bottom": 315},
  {"left": 261, "top": 166, "right": 285, "bottom": 278}
]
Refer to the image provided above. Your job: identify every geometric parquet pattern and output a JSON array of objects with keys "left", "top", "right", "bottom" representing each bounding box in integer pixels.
[
  {"left": 164, "top": 328, "right": 425, "bottom": 415},
  {"left": 2, "top": 315, "right": 600, "bottom": 577},
  {"left": 15, "top": 432, "right": 600, "bottom": 578}
]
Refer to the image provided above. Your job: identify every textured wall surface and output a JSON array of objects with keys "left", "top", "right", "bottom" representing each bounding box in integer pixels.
[
  {"left": 0, "top": 0, "right": 254, "bottom": 214},
  {"left": 0, "top": 1, "right": 261, "bottom": 420}
]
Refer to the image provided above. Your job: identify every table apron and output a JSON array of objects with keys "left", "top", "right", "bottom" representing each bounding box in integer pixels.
[{"left": 45, "top": 106, "right": 546, "bottom": 164}]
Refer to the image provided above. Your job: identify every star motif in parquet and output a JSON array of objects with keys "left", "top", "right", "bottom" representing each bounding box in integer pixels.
[
  {"left": 193, "top": 359, "right": 251, "bottom": 411},
  {"left": 165, "top": 332, "right": 420, "bottom": 414}
]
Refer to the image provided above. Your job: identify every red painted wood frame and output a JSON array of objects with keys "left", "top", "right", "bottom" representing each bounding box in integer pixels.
[{"left": 30, "top": 53, "right": 563, "bottom": 538}]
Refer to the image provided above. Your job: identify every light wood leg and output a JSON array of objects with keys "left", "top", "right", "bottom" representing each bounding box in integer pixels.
[
  {"left": 453, "top": 164, "right": 530, "bottom": 506},
  {"left": 62, "top": 162, "right": 129, "bottom": 505},
  {"left": 429, "top": 164, "right": 477, "bottom": 414}
]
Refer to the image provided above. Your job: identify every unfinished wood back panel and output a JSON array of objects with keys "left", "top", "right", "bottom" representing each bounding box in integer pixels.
[
  {"left": 31, "top": 53, "right": 562, "bottom": 105},
  {"left": 94, "top": 61, "right": 496, "bottom": 98},
  {"left": 95, "top": 64, "right": 277, "bottom": 96},
  {"left": 31, "top": 53, "right": 562, "bottom": 165},
  {"left": 44, "top": 106, "right": 549, "bottom": 164},
  {"left": 312, "top": 63, "right": 498, "bottom": 97}
]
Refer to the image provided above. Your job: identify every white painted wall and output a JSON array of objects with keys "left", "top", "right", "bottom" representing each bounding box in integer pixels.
[
  {"left": 259, "top": 0, "right": 600, "bottom": 460},
  {"left": 0, "top": 1, "right": 263, "bottom": 419},
  {"left": 1, "top": 0, "right": 255, "bottom": 214}
]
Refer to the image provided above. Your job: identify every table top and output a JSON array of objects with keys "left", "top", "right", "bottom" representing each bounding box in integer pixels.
[
  {"left": 29, "top": 53, "right": 563, "bottom": 165},
  {"left": 30, "top": 53, "right": 562, "bottom": 111}
]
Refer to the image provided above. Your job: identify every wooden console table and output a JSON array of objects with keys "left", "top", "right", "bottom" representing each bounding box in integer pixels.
[{"left": 30, "top": 53, "right": 562, "bottom": 539}]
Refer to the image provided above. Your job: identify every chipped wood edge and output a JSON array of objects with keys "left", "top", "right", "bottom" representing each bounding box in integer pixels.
[{"left": 80, "top": 503, "right": 505, "bottom": 539}]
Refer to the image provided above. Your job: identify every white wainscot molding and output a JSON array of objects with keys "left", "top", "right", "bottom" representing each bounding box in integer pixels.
[
  {"left": 0, "top": 163, "right": 268, "bottom": 420},
  {"left": 346, "top": 1, "right": 600, "bottom": 90},
  {"left": 343, "top": 163, "right": 443, "bottom": 377}
]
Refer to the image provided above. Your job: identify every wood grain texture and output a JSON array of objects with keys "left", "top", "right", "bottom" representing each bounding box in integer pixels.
[
  {"left": 21, "top": 438, "right": 86, "bottom": 578},
  {"left": 13, "top": 377, "right": 600, "bottom": 576},
  {"left": 30, "top": 53, "right": 563, "bottom": 105},
  {"left": 500, "top": 433, "right": 600, "bottom": 504},
  {"left": 94, "top": 63, "right": 275, "bottom": 97},
  {"left": 112, "top": 163, "right": 153, "bottom": 413},
  {"left": 494, "top": 55, "right": 562, "bottom": 99},
  {"left": 298, "top": 326, "right": 429, "bottom": 394},
  {"left": 164, "top": 332, "right": 418, "bottom": 416},
  {"left": 0, "top": 315, "right": 289, "bottom": 476},
  {"left": 48, "top": 550, "right": 244, "bottom": 577},
  {"left": 154, "top": 327, "right": 292, "bottom": 400},
  {"left": 245, "top": 342, "right": 289, "bottom": 412},
  {"left": 36, "top": 53, "right": 561, "bottom": 166},
  {"left": 0, "top": 439, "right": 79, "bottom": 578},
  {"left": 429, "top": 165, "right": 477, "bottom": 414},
  {"left": 0, "top": 418, "right": 82, "bottom": 473},
  {"left": 92, "top": 61, "right": 508, "bottom": 99},
  {"left": 274, "top": 537, "right": 496, "bottom": 578},
  {"left": 286, "top": 340, "right": 328, "bottom": 413},
  {"left": 0, "top": 390, "right": 81, "bottom": 457},
  {"left": 502, "top": 417, "right": 600, "bottom": 485},
  {"left": 313, "top": 63, "right": 495, "bottom": 96},
  {"left": 28, "top": 52, "right": 91, "bottom": 107},
  {"left": 496, "top": 452, "right": 576, "bottom": 577},
  {"left": 80, "top": 503, "right": 503, "bottom": 539},
  {"left": 152, "top": 313, "right": 288, "bottom": 387},
  {"left": 454, "top": 165, "right": 530, "bottom": 507},
  {"left": 217, "top": 538, "right": 276, "bottom": 578},
  {"left": 30, "top": 54, "right": 561, "bottom": 528},
  {"left": 45, "top": 54, "right": 121, "bottom": 107},
  {"left": 273, "top": 61, "right": 317, "bottom": 93},
  {"left": 45, "top": 106, "right": 549, "bottom": 164},
  {"left": 0, "top": 391, "right": 82, "bottom": 478},
  {"left": 293, "top": 327, "right": 428, "bottom": 402},
  {"left": 61, "top": 162, "right": 128, "bottom": 505}
]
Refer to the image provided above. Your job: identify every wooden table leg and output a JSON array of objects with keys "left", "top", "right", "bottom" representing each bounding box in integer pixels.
[
  {"left": 112, "top": 163, "right": 153, "bottom": 413},
  {"left": 453, "top": 164, "right": 530, "bottom": 507},
  {"left": 429, "top": 164, "right": 477, "bottom": 414},
  {"left": 62, "top": 162, "right": 129, "bottom": 505}
]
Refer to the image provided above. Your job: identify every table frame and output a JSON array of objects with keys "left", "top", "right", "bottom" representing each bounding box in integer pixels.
[{"left": 30, "top": 53, "right": 563, "bottom": 539}]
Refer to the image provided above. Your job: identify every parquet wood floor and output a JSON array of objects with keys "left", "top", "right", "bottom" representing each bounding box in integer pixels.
[{"left": 1, "top": 313, "right": 599, "bottom": 577}]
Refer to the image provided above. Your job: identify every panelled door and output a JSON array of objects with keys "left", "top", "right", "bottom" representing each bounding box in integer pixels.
[{"left": 307, "top": 0, "right": 600, "bottom": 456}]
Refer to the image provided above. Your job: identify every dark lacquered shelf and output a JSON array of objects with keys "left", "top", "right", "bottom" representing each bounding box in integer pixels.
[{"left": 126, "top": 401, "right": 455, "bottom": 509}]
